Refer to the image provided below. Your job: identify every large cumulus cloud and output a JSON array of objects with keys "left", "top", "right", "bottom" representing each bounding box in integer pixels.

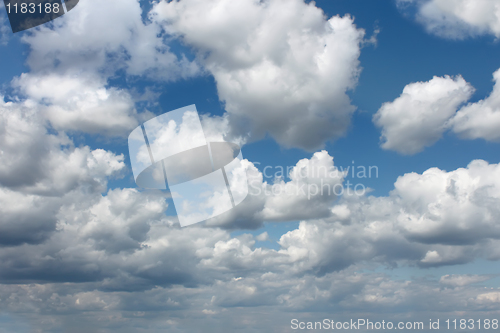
[{"left": 152, "top": 0, "right": 368, "bottom": 150}]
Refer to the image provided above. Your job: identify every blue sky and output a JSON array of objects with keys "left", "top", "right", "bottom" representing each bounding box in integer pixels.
[{"left": 1, "top": 0, "right": 500, "bottom": 332}]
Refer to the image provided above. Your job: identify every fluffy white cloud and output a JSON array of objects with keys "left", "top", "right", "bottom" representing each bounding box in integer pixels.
[
  {"left": 1, "top": 0, "right": 205, "bottom": 140},
  {"left": 398, "top": 0, "right": 500, "bottom": 39},
  {"left": 12, "top": 73, "right": 147, "bottom": 137},
  {"left": 152, "top": 0, "right": 367, "bottom": 150},
  {"left": 373, "top": 75, "right": 474, "bottom": 154},
  {"left": 375, "top": 68, "right": 500, "bottom": 153},
  {"left": 391, "top": 160, "right": 500, "bottom": 247},
  {"left": 178, "top": 157, "right": 500, "bottom": 274},
  {"left": 0, "top": 97, "right": 125, "bottom": 195},
  {"left": 204, "top": 150, "right": 345, "bottom": 229},
  {"left": 0, "top": 95, "right": 126, "bottom": 247},
  {"left": 452, "top": 68, "right": 500, "bottom": 141},
  {"left": 211, "top": 158, "right": 500, "bottom": 275},
  {"left": 21, "top": 0, "right": 199, "bottom": 79}
]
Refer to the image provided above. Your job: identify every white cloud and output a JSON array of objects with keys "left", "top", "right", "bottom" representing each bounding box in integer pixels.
[
  {"left": 375, "top": 67, "right": 500, "bottom": 153},
  {"left": 1, "top": 146, "right": 500, "bottom": 330},
  {"left": 5, "top": 0, "right": 206, "bottom": 139},
  {"left": 0, "top": 97, "right": 127, "bottom": 250},
  {"left": 179, "top": 153, "right": 500, "bottom": 273},
  {"left": 392, "top": 159, "right": 500, "bottom": 247},
  {"left": 0, "top": 97, "right": 125, "bottom": 195},
  {"left": 255, "top": 232, "right": 269, "bottom": 242},
  {"left": 452, "top": 68, "right": 500, "bottom": 141},
  {"left": 398, "top": 0, "right": 500, "bottom": 39},
  {"left": 476, "top": 291, "right": 500, "bottom": 304},
  {"left": 152, "top": 0, "right": 367, "bottom": 150},
  {"left": 240, "top": 158, "right": 500, "bottom": 274},
  {"left": 373, "top": 75, "right": 474, "bottom": 154},
  {"left": 204, "top": 150, "right": 345, "bottom": 229},
  {"left": 12, "top": 73, "right": 145, "bottom": 137},
  {"left": 440, "top": 274, "right": 493, "bottom": 286},
  {"left": 21, "top": 0, "right": 199, "bottom": 79},
  {"left": 192, "top": 157, "right": 500, "bottom": 273}
]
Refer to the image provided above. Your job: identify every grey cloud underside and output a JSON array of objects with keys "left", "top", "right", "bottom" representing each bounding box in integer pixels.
[{"left": 0, "top": 270, "right": 499, "bottom": 332}]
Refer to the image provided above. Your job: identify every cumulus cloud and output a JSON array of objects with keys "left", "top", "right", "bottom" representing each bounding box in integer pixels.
[
  {"left": 451, "top": 68, "right": 500, "bottom": 141},
  {"left": 21, "top": 0, "right": 199, "bottom": 79},
  {"left": 3, "top": 0, "right": 204, "bottom": 139},
  {"left": 0, "top": 97, "right": 125, "bottom": 195},
  {"left": 5, "top": 137, "right": 500, "bottom": 287},
  {"left": 211, "top": 158, "right": 500, "bottom": 275},
  {"left": 0, "top": 187, "right": 60, "bottom": 246},
  {"left": 0, "top": 96, "right": 126, "bottom": 248},
  {"left": 204, "top": 150, "right": 345, "bottom": 229},
  {"left": 392, "top": 160, "right": 500, "bottom": 247},
  {"left": 3, "top": 0, "right": 208, "bottom": 139},
  {"left": 312, "top": 159, "right": 500, "bottom": 268},
  {"left": 152, "top": 0, "right": 367, "bottom": 150},
  {"left": 373, "top": 75, "right": 474, "bottom": 155},
  {"left": 12, "top": 73, "right": 146, "bottom": 137},
  {"left": 375, "top": 68, "right": 500, "bottom": 154},
  {"left": 398, "top": 0, "right": 500, "bottom": 39},
  {"left": 1, "top": 139, "right": 500, "bottom": 330}
]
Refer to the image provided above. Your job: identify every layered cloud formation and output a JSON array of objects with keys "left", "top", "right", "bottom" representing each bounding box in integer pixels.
[{"left": 2, "top": 126, "right": 500, "bottom": 330}]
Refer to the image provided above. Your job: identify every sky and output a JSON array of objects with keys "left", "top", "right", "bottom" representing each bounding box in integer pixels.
[{"left": 1, "top": 0, "right": 500, "bottom": 332}]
